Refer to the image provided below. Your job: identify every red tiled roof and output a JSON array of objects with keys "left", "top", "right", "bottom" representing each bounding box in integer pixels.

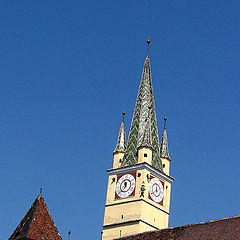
[
  {"left": 116, "top": 215, "right": 240, "bottom": 240},
  {"left": 9, "top": 194, "right": 62, "bottom": 240}
]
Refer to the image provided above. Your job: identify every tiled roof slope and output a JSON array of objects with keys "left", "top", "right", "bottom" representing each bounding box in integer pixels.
[
  {"left": 9, "top": 194, "right": 62, "bottom": 240},
  {"left": 115, "top": 215, "right": 240, "bottom": 240},
  {"left": 122, "top": 55, "right": 162, "bottom": 171}
]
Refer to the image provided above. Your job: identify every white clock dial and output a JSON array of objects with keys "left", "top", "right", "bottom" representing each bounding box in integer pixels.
[
  {"left": 116, "top": 174, "right": 136, "bottom": 199},
  {"left": 149, "top": 177, "right": 164, "bottom": 203}
]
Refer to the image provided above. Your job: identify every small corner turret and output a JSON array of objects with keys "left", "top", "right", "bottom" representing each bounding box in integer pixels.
[
  {"left": 160, "top": 117, "right": 171, "bottom": 175},
  {"left": 113, "top": 112, "right": 126, "bottom": 169}
]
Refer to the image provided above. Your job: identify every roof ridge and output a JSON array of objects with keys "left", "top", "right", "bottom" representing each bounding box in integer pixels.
[
  {"left": 114, "top": 215, "right": 240, "bottom": 239},
  {"left": 177, "top": 214, "right": 240, "bottom": 228},
  {"left": 152, "top": 215, "right": 240, "bottom": 232}
]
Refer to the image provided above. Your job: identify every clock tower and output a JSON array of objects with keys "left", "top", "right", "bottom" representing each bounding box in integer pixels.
[{"left": 102, "top": 41, "right": 174, "bottom": 240}]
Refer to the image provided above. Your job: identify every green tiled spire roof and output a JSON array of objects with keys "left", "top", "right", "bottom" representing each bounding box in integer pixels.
[
  {"left": 160, "top": 117, "right": 170, "bottom": 159},
  {"left": 121, "top": 41, "right": 163, "bottom": 171},
  {"left": 113, "top": 112, "right": 126, "bottom": 154},
  {"left": 139, "top": 107, "right": 153, "bottom": 148}
]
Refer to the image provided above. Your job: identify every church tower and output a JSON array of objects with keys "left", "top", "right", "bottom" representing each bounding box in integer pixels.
[{"left": 102, "top": 41, "right": 174, "bottom": 240}]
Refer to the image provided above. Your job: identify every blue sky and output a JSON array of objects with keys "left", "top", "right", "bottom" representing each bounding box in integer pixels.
[{"left": 1, "top": 1, "right": 240, "bottom": 239}]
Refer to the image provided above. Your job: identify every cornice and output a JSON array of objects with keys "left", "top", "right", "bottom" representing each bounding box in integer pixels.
[
  {"left": 107, "top": 162, "right": 174, "bottom": 183},
  {"left": 103, "top": 219, "right": 159, "bottom": 230},
  {"left": 105, "top": 198, "right": 169, "bottom": 215}
]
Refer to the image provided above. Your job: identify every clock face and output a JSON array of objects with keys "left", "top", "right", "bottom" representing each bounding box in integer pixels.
[
  {"left": 115, "top": 173, "right": 136, "bottom": 199},
  {"left": 149, "top": 177, "right": 164, "bottom": 204}
]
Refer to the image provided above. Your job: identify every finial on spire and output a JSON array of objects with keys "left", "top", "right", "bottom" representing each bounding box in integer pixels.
[
  {"left": 68, "top": 230, "right": 71, "bottom": 240},
  {"left": 40, "top": 186, "right": 42, "bottom": 195},
  {"left": 164, "top": 117, "right": 167, "bottom": 129},
  {"left": 122, "top": 112, "right": 125, "bottom": 122},
  {"left": 147, "top": 39, "right": 150, "bottom": 57}
]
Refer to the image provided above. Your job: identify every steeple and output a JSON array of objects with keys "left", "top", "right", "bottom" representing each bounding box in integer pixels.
[
  {"left": 9, "top": 194, "right": 62, "bottom": 240},
  {"left": 160, "top": 117, "right": 170, "bottom": 159},
  {"left": 122, "top": 40, "right": 163, "bottom": 171},
  {"left": 102, "top": 42, "right": 174, "bottom": 240},
  {"left": 113, "top": 112, "right": 126, "bottom": 154}
]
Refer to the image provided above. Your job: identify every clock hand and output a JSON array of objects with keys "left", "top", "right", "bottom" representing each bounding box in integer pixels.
[{"left": 122, "top": 181, "right": 127, "bottom": 190}]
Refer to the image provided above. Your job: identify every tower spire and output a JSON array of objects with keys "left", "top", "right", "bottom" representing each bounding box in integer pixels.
[
  {"left": 160, "top": 117, "right": 170, "bottom": 159},
  {"left": 122, "top": 43, "right": 163, "bottom": 171},
  {"left": 113, "top": 112, "right": 126, "bottom": 154}
]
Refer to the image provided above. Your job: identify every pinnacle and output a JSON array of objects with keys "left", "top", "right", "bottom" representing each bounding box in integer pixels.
[
  {"left": 113, "top": 113, "right": 126, "bottom": 154},
  {"left": 160, "top": 118, "right": 170, "bottom": 160}
]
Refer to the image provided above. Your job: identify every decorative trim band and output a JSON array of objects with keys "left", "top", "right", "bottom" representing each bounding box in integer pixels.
[
  {"left": 103, "top": 219, "right": 160, "bottom": 230},
  {"left": 107, "top": 162, "right": 174, "bottom": 183},
  {"left": 105, "top": 198, "right": 169, "bottom": 215}
]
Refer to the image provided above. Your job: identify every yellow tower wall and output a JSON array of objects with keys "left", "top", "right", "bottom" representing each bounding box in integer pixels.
[
  {"left": 102, "top": 165, "right": 173, "bottom": 239},
  {"left": 113, "top": 152, "right": 125, "bottom": 169},
  {"left": 103, "top": 221, "right": 141, "bottom": 240},
  {"left": 161, "top": 157, "right": 171, "bottom": 176},
  {"left": 103, "top": 201, "right": 142, "bottom": 227},
  {"left": 137, "top": 147, "right": 152, "bottom": 165}
]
